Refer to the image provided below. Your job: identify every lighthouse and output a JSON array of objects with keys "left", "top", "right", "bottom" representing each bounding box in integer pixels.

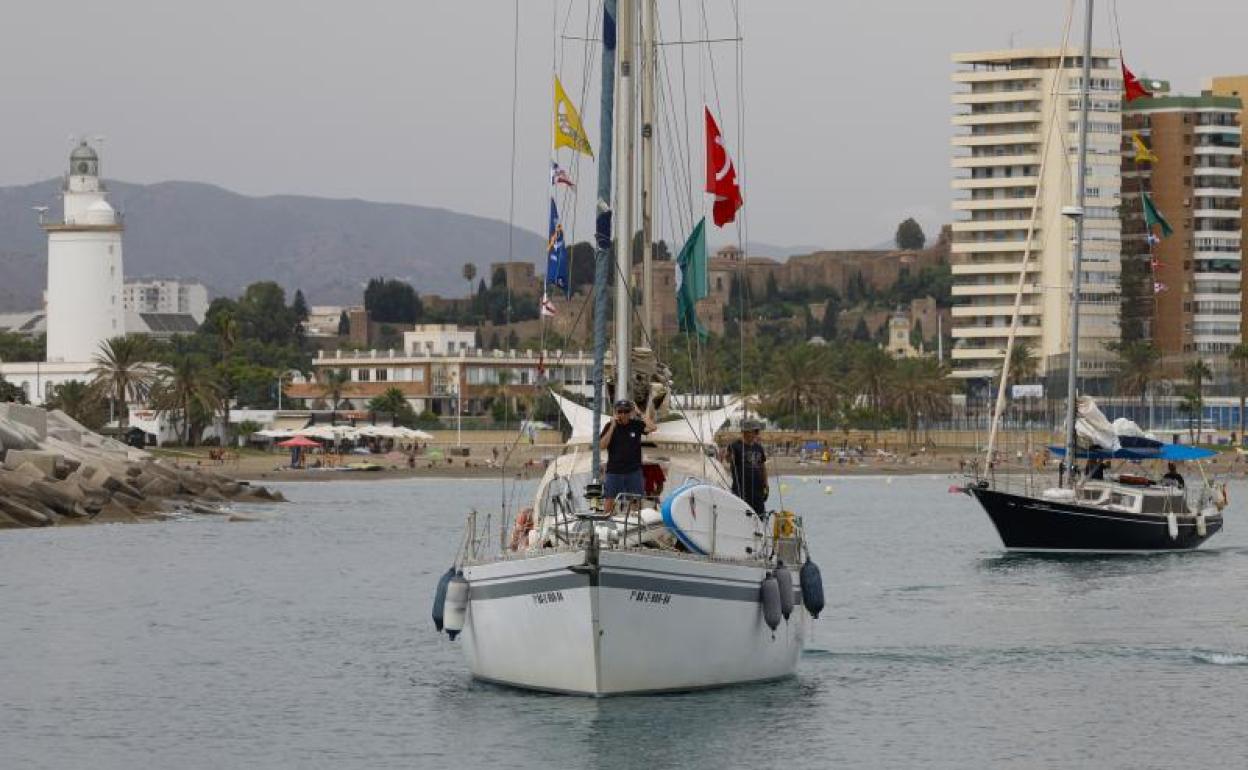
[{"left": 44, "top": 141, "right": 125, "bottom": 363}]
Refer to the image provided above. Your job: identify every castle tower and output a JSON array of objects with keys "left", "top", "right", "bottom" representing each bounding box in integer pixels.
[{"left": 44, "top": 141, "right": 125, "bottom": 363}]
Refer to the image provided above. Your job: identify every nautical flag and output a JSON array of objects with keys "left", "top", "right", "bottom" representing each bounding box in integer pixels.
[
  {"left": 546, "top": 198, "right": 570, "bottom": 293},
  {"left": 1146, "top": 233, "right": 1161, "bottom": 247},
  {"left": 540, "top": 294, "right": 558, "bottom": 317},
  {"left": 1141, "top": 191, "right": 1174, "bottom": 237},
  {"left": 554, "top": 77, "right": 593, "bottom": 157},
  {"left": 704, "top": 108, "right": 744, "bottom": 228},
  {"left": 1130, "top": 132, "right": 1159, "bottom": 164},
  {"left": 1153, "top": 281, "right": 1167, "bottom": 294},
  {"left": 551, "top": 161, "right": 575, "bottom": 189},
  {"left": 675, "top": 217, "right": 709, "bottom": 338},
  {"left": 1121, "top": 60, "right": 1153, "bottom": 103}
]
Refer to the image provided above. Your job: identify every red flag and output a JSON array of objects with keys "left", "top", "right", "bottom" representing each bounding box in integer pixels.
[
  {"left": 1121, "top": 60, "right": 1152, "bottom": 103},
  {"left": 704, "top": 107, "right": 744, "bottom": 227}
]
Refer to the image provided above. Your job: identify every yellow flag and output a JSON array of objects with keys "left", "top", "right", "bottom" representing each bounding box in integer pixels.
[
  {"left": 554, "top": 77, "right": 593, "bottom": 157},
  {"left": 1131, "top": 131, "right": 1159, "bottom": 164}
]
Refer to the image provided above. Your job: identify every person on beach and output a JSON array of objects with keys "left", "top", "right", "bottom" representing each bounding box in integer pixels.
[
  {"left": 600, "top": 399, "right": 656, "bottom": 512},
  {"left": 725, "top": 421, "right": 769, "bottom": 516}
]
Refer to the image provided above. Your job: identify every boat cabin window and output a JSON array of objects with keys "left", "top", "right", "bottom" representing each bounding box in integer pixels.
[{"left": 1108, "top": 492, "right": 1138, "bottom": 509}]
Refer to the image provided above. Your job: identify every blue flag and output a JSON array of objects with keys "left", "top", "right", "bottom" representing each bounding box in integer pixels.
[{"left": 546, "top": 198, "right": 569, "bottom": 294}]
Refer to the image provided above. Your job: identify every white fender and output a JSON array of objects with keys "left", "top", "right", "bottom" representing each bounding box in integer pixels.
[
  {"left": 1167, "top": 512, "right": 1179, "bottom": 541},
  {"left": 1196, "top": 512, "right": 1208, "bottom": 538}
]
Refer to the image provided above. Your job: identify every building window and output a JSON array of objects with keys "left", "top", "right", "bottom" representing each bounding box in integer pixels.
[
  {"left": 376, "top": 369, "right": 388, "bottom": 382},
  {"left": 357, "top": 369, "right": 370, "bottom": 382}
]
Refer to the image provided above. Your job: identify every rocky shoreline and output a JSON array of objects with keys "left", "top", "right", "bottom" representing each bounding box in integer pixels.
[{"left": 0, "top": 404, "right": 284, "bottom": 530}]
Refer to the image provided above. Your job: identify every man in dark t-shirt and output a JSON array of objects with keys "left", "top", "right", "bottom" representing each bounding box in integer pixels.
[
  {"left": 725, "top": 421, "right": 768, "bottom": 516},
  {"left": 600, "top": 399, "right": 657, "bottom": 512}
]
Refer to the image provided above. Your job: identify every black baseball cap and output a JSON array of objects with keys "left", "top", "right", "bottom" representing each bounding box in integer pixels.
[{"left": 614, "top": 399, "right": 634, "bottom": 411}]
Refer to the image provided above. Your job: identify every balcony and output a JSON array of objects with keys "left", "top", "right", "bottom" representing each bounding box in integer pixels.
[
  {"left": 951, "top": 154, "right": 1041, "bottom": 169},
  {"left": 951, "top": 198, "right": 1037, "bottom": 212},
  {"left": 951, "top": 176, "right": 1039, "bottom": 190},
  {"left": 950, "top": 261, "right": 1041, "bottom": 277},
  {"left": 950, "top": 325, "right": 1042, "bottom": 339},
  {"left": 952, "top": 111, "right": 1042, "bottom": 127},
  {"left": 952, "top": 283, "right": 1041, "bottom": 297},
  {"left": 951, "top": 304, "right": 1040, "bottom": 317},
  {"left": 951, "top": 239, "right": 1044, "bottom": 254},
  {"left": 951, "top": 217, "right": 1035, "bottom": 231},
  {"left": 1195, "top": 124, "right": 1242, "bottom": 135},
  {"left": 951, "top": 131, "right": 1041, "bottom": 147},
  {"left": 1194, "top": 145, "right": 1242, "bottom": 157}
]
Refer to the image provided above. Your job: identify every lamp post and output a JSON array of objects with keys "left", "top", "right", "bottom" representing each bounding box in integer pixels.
[{"left": 453, "top": 371, "right": 462, "bottom": 447}]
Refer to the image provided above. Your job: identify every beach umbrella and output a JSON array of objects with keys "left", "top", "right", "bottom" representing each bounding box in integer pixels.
[{"left": 276, "top": 436, "right": 321, "bottom": 448}]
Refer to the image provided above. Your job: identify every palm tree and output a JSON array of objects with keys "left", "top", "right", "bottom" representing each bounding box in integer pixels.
[
  {"left": 462, "top": 262, "right": 477, "bottom": 300},
  {"left": 892, "top": 358, "right": 953, "bottom": 447},
  {"left": 763, "top": 346, "right": 832, "bottom": 427},
  {"left": 1002, "top": 340, "right": 1039, "bottom": 389},
  {"left": 851, "top": 346, "right": 896, "bottom": 440},
  {"left": 320, "top": 368, "right": 351, "bottom": 423},
  {"left": 150, "top": 354, "right": 223, "bottom": 446},
  {"left": 89, "top": 336, "right": 156, "bottom": 430},
  {"left": 1184, "top": 358, "right": 1213, "bottom": 443},
  {"left": 44, "top": 380, "right": 106, "bottom": 430},
  {"left": 1110, "top": 340, "right": 1161, "bottom": 410},
  {"left": 1229, "top": 343, "right": 1248, "bottom": 445}
]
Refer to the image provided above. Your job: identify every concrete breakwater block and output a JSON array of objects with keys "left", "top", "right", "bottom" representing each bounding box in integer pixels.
[
  {"left": 4, "top": 450, "right": 62, "bottom": 477},
  {"left": 0, "top": 404, "right": 48, "bottom": 441}
]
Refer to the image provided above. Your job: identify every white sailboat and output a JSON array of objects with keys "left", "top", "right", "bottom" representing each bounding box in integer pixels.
[{"left": 431, "top": 0, "right": 824, "bottom": 696}]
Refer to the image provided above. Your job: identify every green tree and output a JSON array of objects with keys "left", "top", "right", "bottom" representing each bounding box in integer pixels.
[
  {"left": 0, "top": 373, "right": 28, "bottom": 404},
  {"left": 320, "top": 369, "right": 351, "bottom": 423},
  {"left": 851, "top": 317, "right": 870, "bottom": 342},
  {"left": 0, "top": 332, "right": 44, "bottom": 363},
  {"left": 292, "top": 289, "right": 310, "bottom": 322},
  {"left": 892, "top": 358, "right": 953, "bottom": 446},
  {"left": 1109, "top": 340, "right": 1161, "bottom": 409},
  {"left": 462, "top": 262, "right": 477, "bottom": 298},
  {"left": 150, "top": 353, "right": 222, "bottom": 446},
  {"left": 1183, "top": 358, "right": 1213, "bottom": 442},
  {"left": 895, "top": 217, "right": 926, "bottom": 250},
  {"left": 43, "top": 380, "right": 107, "bottom": 430},
  {"left": 852, "top": 346, "right": 896, "bottom": 440},
  {"left": 1002, "top": 340, "right": 1040, "bottom": 388},
  {"left": 364, "top": 278, "right": 423, "bottom": 324},
  {"left": 820, "top": 297, "right": 840, "bottom": 340},
  {"left": 337, "top": 311, "right": 350, "bottom": 336},
  {"left": 491, "top": 267, "right": 508, "bottom": 289},
  {"left": 368, "top": 387, "right": 417, "bottom": 426},
  {"left": 89, "top": 336, "right": 157, "bottom": 430}
]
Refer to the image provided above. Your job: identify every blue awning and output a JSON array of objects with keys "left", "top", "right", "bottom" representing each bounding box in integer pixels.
[{"left": 1048, "top": 443, "right": 1216, "bottom": 461}]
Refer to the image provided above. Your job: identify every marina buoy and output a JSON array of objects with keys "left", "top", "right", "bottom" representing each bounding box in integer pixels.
[
  {"left": 431, "top": 566, "right": 455, "bottom": 632},
  {"left": 760, "top": 573, "right": 782, "bottom": 631},
  {"left": 779, "top": 483, "right": 790, "bottom": 494},
  {"left": 774, "top": 562, "right": 795, "bottom": 620},
  {"left": 823, "top": 485, "right": 834, "bottom": 494},
  {"left": 1167, "top": 512, "right": 1179, "bottom": 541},
  {"left": 444, "top": 572, "right": 469, "bottom": 640},
  {"left": 800, "top": 559, "right": 825, "bottom": 619}
]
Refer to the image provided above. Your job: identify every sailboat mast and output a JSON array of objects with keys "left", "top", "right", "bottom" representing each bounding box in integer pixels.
[
  {"left": 613, "top": 0, "right": 636, "bottom": 399},
  {"left": 1062, "top": 0, "right": 1094, "bottom": 484},
  {"left": 590, "top": 0, "right": 619, "bottom": 479},
  {"left": 639, "top": 0, "right": 657, "bottom": 342}
]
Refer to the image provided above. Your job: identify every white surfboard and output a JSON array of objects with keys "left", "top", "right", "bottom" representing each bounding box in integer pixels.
[{"left": 660, "top": 481, "right": 763, "bottom": 559}]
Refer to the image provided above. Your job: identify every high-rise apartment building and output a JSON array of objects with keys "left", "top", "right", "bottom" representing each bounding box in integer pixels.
[
  {"left": 122, "top": 279, "right": 209, "bottom": 323},
  {"left": 1121, "top": 93, "right": 1243, "bottom": 354},
  {"left": 950, "top": 48, "right": 1123, "bottom": 380},
  {"left": 1208, "top": 76, "right": 1248, "bottom": 346}
]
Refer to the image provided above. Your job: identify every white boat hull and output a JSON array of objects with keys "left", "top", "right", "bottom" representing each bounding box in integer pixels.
[{"left": 461, "top": 548, "right": 807, "bottom": 695}]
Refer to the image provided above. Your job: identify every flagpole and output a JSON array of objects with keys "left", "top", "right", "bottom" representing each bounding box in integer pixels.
[
  {"left": 590, "top": 0, "right": 619, "bottom": 487},
  {"left": 1062, "top": 0, "right": 1094, "bottom": 485}
]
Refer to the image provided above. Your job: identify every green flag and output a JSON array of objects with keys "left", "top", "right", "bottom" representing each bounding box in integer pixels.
[
  {"left": 675, "top": 218, "right": 709, "bottom": 338},
  {"left": 1141, "top": 191, "right": 1174, "bottom": 237}
]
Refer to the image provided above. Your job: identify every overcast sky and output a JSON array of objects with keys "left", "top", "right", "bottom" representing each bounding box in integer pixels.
[{"left": 1, "top": 1, "right": 1245, "bottom": 254}]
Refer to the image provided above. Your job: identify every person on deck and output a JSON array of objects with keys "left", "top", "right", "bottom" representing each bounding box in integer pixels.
[
  {"left": 1163, "top": 462, "right": 1186, "bottom": 489},
  {"left": 600, "top": 399, "right": 657, "bottom": 512},
  {"left": 725, "top": 421, "right": 769, "bottom": 516}
]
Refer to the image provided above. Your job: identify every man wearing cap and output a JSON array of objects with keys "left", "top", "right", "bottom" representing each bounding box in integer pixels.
[
  {"left": 600, "top": 398, "right": 657, "bottom": 512},
  {"left": 725, "top": 421, "right": 768, "bottom": 516}
]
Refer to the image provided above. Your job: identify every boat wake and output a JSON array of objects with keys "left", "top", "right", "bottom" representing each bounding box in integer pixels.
[{"left": 1191, "top": 651, "right": 1248, "bottom": 666}]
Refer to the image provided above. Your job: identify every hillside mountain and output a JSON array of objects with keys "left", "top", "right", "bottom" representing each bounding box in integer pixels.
[{"left": 0, "top": 179, "right": 544, "bottom": 311}]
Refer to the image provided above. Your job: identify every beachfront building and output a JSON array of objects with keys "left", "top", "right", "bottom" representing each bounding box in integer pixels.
[
  {"left": 950, "top": 48, "right": 1123, "bottom": 381},
  {"left": 1208, "top": 76, "right": 1248, "bottom": 346},
  {"left": 287, "top": 325, "right": 595, "bottom": 416},
  {"left": 1121, "top": 91, "right": 1243, "bottom": 354}
]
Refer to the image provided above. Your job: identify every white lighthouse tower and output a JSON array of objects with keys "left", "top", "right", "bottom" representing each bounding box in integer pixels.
[{"left": 44, "top": 141, "right": 125, "bottom": 363}]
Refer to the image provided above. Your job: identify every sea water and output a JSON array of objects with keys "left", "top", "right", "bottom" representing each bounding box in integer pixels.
[{"left": 3, "top": 475, "right": 1247, "bottom": 769}]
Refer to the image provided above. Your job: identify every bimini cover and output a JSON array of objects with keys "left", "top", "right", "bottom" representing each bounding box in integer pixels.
[{"left": 1048, "top": 443, "right": 1216, "bottom": 461}]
